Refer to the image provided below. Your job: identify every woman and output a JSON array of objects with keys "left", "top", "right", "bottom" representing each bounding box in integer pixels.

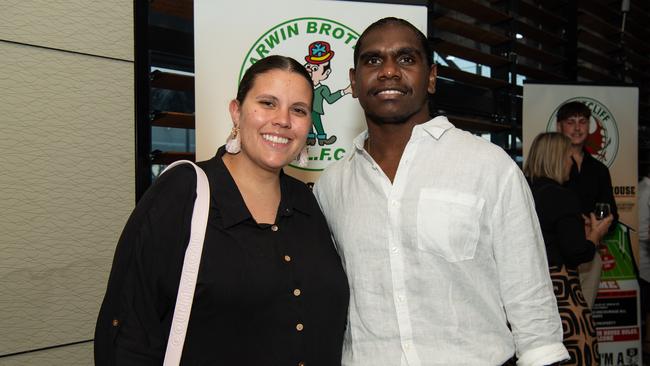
[
  {"left": 95, "top": 55, "right": 349, "bottom": 365},
  {"left": 524, "top": 132, "right": 612, "bottom": 366}
]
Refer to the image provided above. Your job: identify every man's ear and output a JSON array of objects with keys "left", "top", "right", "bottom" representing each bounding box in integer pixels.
[
  {"left": 349, "top": 68, "right": 357, "bottom": 98},
  {"left": 427, "top": 64, "right": 437, "bottom": 94},
  {"left": 324, "top": 68, "right": 332, "bottom": 78}
]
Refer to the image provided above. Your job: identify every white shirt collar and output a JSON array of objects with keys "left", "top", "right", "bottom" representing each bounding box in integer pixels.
[{"left": 350, "top": 116, "right": 454, "bottom": 161}]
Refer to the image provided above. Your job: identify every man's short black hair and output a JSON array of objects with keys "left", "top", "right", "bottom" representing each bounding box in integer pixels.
[
  {"left": 353, "top": 17, "right": 433, "bottom": 69},
  {"left": 556, "top": 101, "right": 591, "bottom": 122}
]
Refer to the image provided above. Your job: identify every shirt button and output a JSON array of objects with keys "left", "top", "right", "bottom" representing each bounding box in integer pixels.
[
  {"left": 111, "top": 319, "right": 119, "bottom": 327},
  {"left": 403, "top": 342, "right": 410, "bottom": 350},
  {"left": 271, "top": 225, "right": 279, "bottom": 232},
  {"left": 293, "top": 288, "right": 301, "bottom": 297},
  {"left": 296, "top": 323, "right": 304, "bottom": 331},
  {"left": 397, "top": 295, "right": 405, "bottom": 302},
  {"left": 391, "top": 247, "right": 398, "bottom": 254},
  {"left": 284, "top": 255, "right": 291, "bottom": 262}
]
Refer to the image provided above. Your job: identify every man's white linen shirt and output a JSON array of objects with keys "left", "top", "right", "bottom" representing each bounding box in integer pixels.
[{"left": 313, "top": 116, "right": 568, "bottom": 366}]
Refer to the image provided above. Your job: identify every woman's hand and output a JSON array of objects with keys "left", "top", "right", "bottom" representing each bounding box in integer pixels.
[{"left": 585, "top": 212, "right": 613, "bottom": 244}]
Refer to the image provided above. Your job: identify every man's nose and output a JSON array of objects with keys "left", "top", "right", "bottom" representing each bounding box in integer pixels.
[{"left": 378, "top": 59, "right": 401, "bottom": 79}]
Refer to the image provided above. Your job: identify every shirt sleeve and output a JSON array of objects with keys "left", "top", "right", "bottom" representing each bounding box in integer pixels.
[
  {"left": 95, "top": 164, "right": 197, "bottom": 365},
  {"left": 491, "top": 166, "right": 569, "bottom": 366}
]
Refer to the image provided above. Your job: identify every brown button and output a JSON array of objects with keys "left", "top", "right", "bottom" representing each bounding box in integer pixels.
[
  {"left": 293, "top": 288, "right": 301, "bottom": 297},
  {"left": 271, "top": 225, "right": 279, "bottom": 232},
  {"left": 112, "top": 319, "right": 119, "bottom": 327},
  {"left": 284, "top": 255, "right": 291, "bottom": 262},
  {"left": 296, "top": 323, "right": 304, "bottom": 331}
]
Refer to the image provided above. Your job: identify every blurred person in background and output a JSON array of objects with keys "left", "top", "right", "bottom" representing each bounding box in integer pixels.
[
  {"left": 556, "top": 101, "right": 618, "bottom": 308},
  {"left": 525, "top": 132, "right": 612, "bottom": 365}
]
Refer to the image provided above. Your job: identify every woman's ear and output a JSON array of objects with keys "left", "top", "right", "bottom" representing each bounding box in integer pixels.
[{"left": 229, "top": 99, "right": 241, "bottom": 125}]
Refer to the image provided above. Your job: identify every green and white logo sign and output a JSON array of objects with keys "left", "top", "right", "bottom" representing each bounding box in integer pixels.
[
  {"left": 546, "top": 97, "right": 619, "bottom": 167},
  {"left": 240, "top": 17, "right": 360, "bottom": 171}
]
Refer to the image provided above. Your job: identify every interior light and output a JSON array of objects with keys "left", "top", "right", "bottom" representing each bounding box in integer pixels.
[{"left": 515, "top": 33, "right": 523, "bottom": 39}]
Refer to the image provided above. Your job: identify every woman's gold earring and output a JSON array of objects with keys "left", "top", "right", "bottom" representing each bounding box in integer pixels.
[{"left": 225, "top": 126, "right": 241, "bottom": 154}]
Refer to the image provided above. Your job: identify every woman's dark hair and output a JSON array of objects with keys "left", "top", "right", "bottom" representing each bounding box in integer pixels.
[
  {"left": 236, "top": 55, "right": 313, "bottom": 104},
  {"left": 353, "top": 17, "right": 433, "bottom": 68}
]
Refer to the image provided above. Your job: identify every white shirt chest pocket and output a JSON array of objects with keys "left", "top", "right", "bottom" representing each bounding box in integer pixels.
[{"left": 417, "top": 188, "right": 485, "bottom": 262}]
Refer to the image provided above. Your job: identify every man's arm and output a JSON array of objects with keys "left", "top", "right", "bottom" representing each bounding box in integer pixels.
[{"left": 491, "top": 166, "right": 569, "bottom": 366}]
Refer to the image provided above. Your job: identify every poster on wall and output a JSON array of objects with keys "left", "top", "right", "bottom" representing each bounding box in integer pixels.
[
  {"left": 523, "top": 83, "right": 640, "bottom": 365},
  {"left": 194, "top": 0, "right": 426, "bottom": 184}
]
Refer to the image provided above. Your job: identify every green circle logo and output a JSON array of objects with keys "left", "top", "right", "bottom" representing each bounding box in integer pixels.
[{"left": 240, "top": 18, "right": 361, "bottom": 172}]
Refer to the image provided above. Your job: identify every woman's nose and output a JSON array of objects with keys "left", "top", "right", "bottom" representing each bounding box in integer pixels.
[{"left": 272, "top": 109, "right": 292, "bottom": 128}]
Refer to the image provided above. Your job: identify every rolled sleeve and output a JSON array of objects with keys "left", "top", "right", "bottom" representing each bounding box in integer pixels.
[
  {"left": 492, "top": 166, "right": 569, "bottom": 364},
  {"left": 517, "top": 343, "right": 570, "bottom": 366}
]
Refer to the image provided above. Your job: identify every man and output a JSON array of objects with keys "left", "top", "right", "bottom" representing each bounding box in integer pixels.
[
  {"left": 639, "top": 168, "right": 650, "bottom": 283},
  {"left": 313, "top": 18, "right": 568, "bottom": 365},
  {"left": 556, "top": 101, "right": 618, "bottom": 307},
  {"left": 638, "top": 167, "right": 650, "bottom": 353},
  {"left": 556, "top": 101, "right": 618, "bottom": 221},
  {"left": 303, "top": 40, "right": 352, "bottom": 146}
]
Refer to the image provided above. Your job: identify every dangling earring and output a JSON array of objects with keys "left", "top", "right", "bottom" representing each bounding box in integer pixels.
[
  {"left": 296, "top": 146, "right": 309, "bottom": 167},
  {"left": 225, "top": 126, "right": 241, "bottom": 154}
]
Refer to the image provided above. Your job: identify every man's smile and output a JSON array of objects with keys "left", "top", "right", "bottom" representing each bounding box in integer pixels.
[{"left": 371, "top": 86, "right": 408, "bottom": 97}]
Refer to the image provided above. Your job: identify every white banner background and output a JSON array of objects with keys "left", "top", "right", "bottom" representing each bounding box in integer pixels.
[{"left": 194, "top": 0, "right": 426, "bottom": 183}]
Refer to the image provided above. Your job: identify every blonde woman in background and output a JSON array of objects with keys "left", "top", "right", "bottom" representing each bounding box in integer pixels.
[{"left": 525, "top": 132, "right": 612, "bottom": 365}]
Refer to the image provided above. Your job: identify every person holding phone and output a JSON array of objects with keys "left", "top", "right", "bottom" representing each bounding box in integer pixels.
[{"left": 525, "top": 132, "right": 613, "bottom": 365}]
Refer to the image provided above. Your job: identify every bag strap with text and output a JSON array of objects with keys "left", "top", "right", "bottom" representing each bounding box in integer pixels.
[{"left": 160, "top": 160, "right": 210, "bottom": 366}]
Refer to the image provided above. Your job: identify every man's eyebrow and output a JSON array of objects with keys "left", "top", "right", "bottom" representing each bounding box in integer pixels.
[
  {"left": 359, "top": 47, "right": 422, "bottom": 61},
  {"left": 395, "top": 47, "right": 420, "bottom": 56},
  {"left": 358, "top": 50, "right": 381, "bottom": 60}
]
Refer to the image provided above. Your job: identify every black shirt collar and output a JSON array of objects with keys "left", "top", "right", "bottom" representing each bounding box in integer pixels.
[{"left": 202, "top": 146, "right": 311, "bottom": 228}]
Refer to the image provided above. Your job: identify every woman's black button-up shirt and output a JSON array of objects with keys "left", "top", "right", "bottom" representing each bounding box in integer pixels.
[{"left": 95, "top": 147, "right": 350, "bottom": 365}]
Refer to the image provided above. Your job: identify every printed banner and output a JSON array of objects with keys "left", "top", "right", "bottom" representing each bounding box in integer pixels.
[
  {"left": 194, "top": 0, "right": 426, "bottom": 184},
  {"left": 523, "top": 83, "right": 640, "bottom": 365},
  {"left": 595, "top": 226, "right": 642, "bottom": 365}
]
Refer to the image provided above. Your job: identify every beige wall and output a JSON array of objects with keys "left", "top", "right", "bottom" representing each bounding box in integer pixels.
[{"left": 0, "top": 1, "right": 134, "bottom": 363}]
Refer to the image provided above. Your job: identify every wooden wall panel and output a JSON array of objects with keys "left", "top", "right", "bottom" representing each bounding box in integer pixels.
[
  {"left": 0, "top": 343, "right": 92, "bottom": 366},
  {"left": 0, "top": 0, "right": 133, "bottom": 61},
  {"left": 0, "top": 35, "right": 133, "bottom": 362}
]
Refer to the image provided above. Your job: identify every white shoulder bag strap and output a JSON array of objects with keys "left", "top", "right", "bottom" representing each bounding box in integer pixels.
[{"left": 160, "top": 160, "right": 210, "bottom": 366}]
